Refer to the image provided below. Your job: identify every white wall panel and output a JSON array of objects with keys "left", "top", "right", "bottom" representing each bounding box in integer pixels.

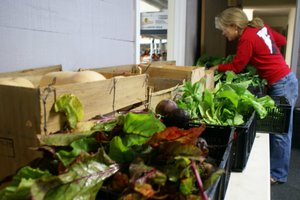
[{"left": 0, "top": 0, "right": 135, "bottom": 73}]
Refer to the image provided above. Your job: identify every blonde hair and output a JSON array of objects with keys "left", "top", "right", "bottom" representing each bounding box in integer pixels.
[{"left": 215, "top": 7, "right": 264, "bottom": 30}]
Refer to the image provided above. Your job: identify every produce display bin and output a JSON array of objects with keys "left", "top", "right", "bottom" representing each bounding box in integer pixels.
[
  {"left": 256, "top": 96, "right": 291, "bottom": 134},
  {"left": 191, "top": 111, "right": 256, "bottom": 172},
  {"left": 0, "top": 72, "right": 148, "bottom": 187},
  {"left": 142, "top": 65, "right": 206, "bottom": 85},
  {"left": 292, "top": 107, "right": 300, "bottom": 149},
  {"left": 96, "top": 124, "right": 234, "bottom": 200},
  {"left": 247, "top": 85, "right": 265, "bottom": 96},
  {"left": 143, "top": 66, "right": 211, "bottom": 111},
  {"left": 232, "top": 110, "right": 257, "bottom": 172},
  {"left": 0, "top": 64, "right": 62, "bottom": 78},
  {"left": 141, "top": 60, "right": 176, "bottom": 68},
  {"left": 188, "top": 124, "right": 234, "bottom": 200},
  {"left": 85, "top": 64, "right": 142, "bottom": 74}
]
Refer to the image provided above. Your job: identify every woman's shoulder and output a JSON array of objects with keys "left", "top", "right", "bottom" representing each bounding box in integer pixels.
[{"left": 241, "top": 26, "right": 259, "bottom": 40}]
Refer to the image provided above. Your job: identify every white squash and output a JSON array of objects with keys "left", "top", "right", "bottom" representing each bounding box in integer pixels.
[{"left": 39, "top": 71, "right": 106, "bottom": 87}]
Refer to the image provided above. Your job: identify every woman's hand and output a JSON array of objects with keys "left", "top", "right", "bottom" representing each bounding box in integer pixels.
[{"left": 210, "top": 65, "right": 219, "bottom": 72}]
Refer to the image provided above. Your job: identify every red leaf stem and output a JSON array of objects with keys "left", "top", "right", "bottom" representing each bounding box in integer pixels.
[
  {"left": 135, "top": 169, "right": 157, "bottom": 184},
  {"left": 191, "top": 161, "right": 208, "bottom": 200}
]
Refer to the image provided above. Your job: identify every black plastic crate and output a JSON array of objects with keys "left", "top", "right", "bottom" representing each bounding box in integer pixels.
[
  {"left": 247, "top": 85, "right": 265, "bottom": 96},
  {"left": 188, "top": 124, "right": 234, "bottom": 200},
  {"left": 292, "top": 107, "right": 300, "bottom": 149},
  {"left": 232, "top": 110, "right": 257, "bottom": 172},
  {"left": 256, "top": 96, "right": 291, "bottom": 134},
  {"left": 193, "top": 111, "right": 256, "bottom": 172},
  {"left": 96, "top": 125, "right": 234, "bottom": 200}
]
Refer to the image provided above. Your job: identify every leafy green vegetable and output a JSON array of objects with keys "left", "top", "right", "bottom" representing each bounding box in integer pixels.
[
  {"left": 37, "top": 130, "right": 98, "bottom": 146},
  {"left": 195, "top": 54, "right": 268, "bottom": 87},
  {"left": 0, "top": 167, "right": 51, "bottom": 200},
  {"left": 0, "top": 108, "right": 224, "bottom": 200},
  {"left": 54, "top": 94, "right": 84, "bottom": 129},
  {"left": 175, "top": 79, "right": 275, "bottom": 125},
  {"left": 122, "top": 111, "right": 166, "bottom": 147},
  {"left": 57, "top": 138, "right": 100, "bottom": 167},
  {"left": 31, "top": 149, "right": 119, "bottom": 200},
  {"left": 109, "top": 136, "right": 135, "bottom": 163}
]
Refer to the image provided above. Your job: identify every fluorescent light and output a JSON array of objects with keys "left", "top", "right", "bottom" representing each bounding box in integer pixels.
[{"left": 140, "top": 1, "right": 160, "bottom": 12}]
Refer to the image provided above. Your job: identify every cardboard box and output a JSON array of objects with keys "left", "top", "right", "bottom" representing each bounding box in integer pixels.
[
  {"left": 0, "top": 72, "right": 147, "bottom": 184},
  {"left": 202, "top": 70, "right": 214, "bottom": 92}
]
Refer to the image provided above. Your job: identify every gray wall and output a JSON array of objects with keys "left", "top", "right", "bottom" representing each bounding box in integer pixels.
[
  {"left": 295, "top": 1, "right": 300, "bottom": 107},
  {"left": 184, "top": 0, "right": 199, "bottom": 66},
  {"left": 297, "top": 40, "right": 300, "bottom": 107},
  {"left": 0, "top": 0, "right": 136, "bottom": 73},
  {"left": 203, "top": 0, "right": 228, "bottom": 57}
]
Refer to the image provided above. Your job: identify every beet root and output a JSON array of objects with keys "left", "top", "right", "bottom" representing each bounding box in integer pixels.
[
  {"left": 165, "top": 108, "right": 190, "bottom": 128},
  {"left": 155, "top": 99, "right": 177, "bottom": 117}
]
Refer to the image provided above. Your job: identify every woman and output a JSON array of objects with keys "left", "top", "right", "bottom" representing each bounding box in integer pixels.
[{"left": 210, "top": 7, "right": 298, "bottom": 185}]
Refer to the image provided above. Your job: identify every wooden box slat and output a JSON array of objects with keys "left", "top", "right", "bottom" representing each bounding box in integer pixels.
[
  {"left": 0, "top": 64, "right": 62, "bottom": 78},
  {"left": 0, "top": 73, "right": 147, "bottom": 183}
]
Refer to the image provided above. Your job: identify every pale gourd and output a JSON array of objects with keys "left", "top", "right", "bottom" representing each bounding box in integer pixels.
[
  {"left": 0, "top": 77, "right": 34, "bottom": 88},
  {"left": 39, "top": 71, "right": 106, "bottom": 87}
]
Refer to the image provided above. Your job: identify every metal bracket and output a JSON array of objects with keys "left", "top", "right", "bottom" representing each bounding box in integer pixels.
[
  {"left": 42, "top": 77, "right": 57, "bottom": 135},
  {"left": 109, "top": 78, "right": 117, "bottom": 115}
]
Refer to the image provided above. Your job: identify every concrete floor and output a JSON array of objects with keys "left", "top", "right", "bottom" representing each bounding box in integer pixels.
[{"left": 271, "top": 148, "right": 300, "bottom": 200}]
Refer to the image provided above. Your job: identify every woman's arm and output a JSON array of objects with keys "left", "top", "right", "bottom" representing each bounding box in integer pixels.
[
  {"left": 218, "top": 39, "right": 253, "bottom": 73},
  {"left": 210, "top": 65, "right": 219, "bottom": 72},
  {"left": 271, "top": 29, "right": 287, "bottom": 47}
]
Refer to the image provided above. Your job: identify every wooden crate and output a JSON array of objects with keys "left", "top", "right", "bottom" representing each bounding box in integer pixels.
[
  {"left": 147, "top": 82, "right": 184, "bottom": 111},
  {"left": 0, "top": 73, "right": 147, "bottom": 184},
  {"left": 146, "top": 67, "right": 214, "bottom": 112},
  {"left": 145, "top": 66, "right": 205, "bottom": 111},
  {"left": 141, "top": 60, "right": 176, "bottom": 68},
  {"left": 85, "top": 64, "right": 141, "bottom": 74},
  {"left": 142, "top": 65, "right": 205, "bottom": 86},
  {"left": 0, "top": 64, "right": 62, "bottom": 78}
]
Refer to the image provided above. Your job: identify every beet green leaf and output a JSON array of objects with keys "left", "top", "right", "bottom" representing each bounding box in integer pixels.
[
  {"left": 109, "top": 136, "right": 134, "bottom": 163},
  {"left": 122, "top": 112, "right": 166, "bottom": 147},
  {"left": 54, "top": 94, "right": 84, "bottom": 129},
  {"left": 57, "top": 138, "right": 100, "bottom": 167},
  {"left": 0, "top": 167, "right": 51, "bottom": 200},
  {"left": 37, "top": 130, "right": 97, "bottom": 146},
  {"left": 30, "top": 148, "right": 120, "bottom": 200}
]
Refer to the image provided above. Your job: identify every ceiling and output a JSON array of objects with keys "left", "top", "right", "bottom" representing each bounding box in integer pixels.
[
  {"left": 253, "top": 8, "right": 291, "bottom": 17},
  {"left": 141, "top": 0, "right": 293, "bottom": 16},
  {"left": 141, "top": 0, "right": 168, "bottom": 11},
  {"left": 140, "top": 0, "right": 293, "bottom": 40}
]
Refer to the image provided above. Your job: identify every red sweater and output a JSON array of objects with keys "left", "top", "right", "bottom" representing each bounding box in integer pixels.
[{"left": 218, "top": 24, "right": 291, "bottom": 86}]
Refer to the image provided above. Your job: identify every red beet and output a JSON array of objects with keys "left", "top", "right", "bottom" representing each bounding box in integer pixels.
[{"left": 155, "top": 99, "right": 177, "bottom": 117}]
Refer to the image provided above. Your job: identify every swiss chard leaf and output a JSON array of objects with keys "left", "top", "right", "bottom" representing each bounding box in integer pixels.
[
  {"left": 54, "top": 94, "right": 84, "bottom": 129},
  {"left": 163, "top": 142, "right": 208, "bottom": 162},
  {"left": 0, "top": 167, "right": 51, "bottom": 200},
  {"left": 109, "top": 136, "right": 135, "bottom": 163},
  {"left": 203, "top": 169, "right": 225, "bottom": 190},
  {"left": 37, "top": 130, "right": 98, "bottom": 146},
  {"left": 122, "top": 112, "right": 166, "bottom": 147},
  {"left": 31, "top": 148, "right": 119, "bottom": 200},
  {"left": 147, "top": 124, "right": 206, "bottom": 147},
  {"left": 57, "top": 138, "right": 100, "bottom": 167}
]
